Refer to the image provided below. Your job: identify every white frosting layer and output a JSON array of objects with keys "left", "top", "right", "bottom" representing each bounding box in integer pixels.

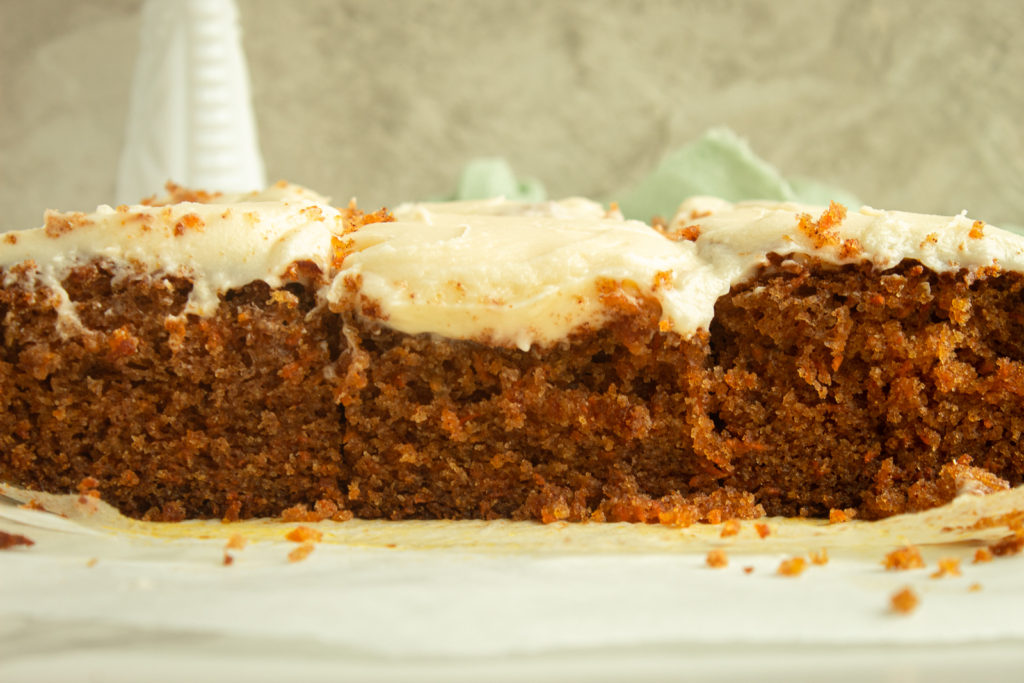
[
  {"left": 6, "top": 187, "right": 1024, "bottom": 350},
  {"left": 1, "top": 184, "right": 342, "bottom": 318},
  {"left": 331, "top": 198, "right": 690, "bottom": 350},
  {"left": 331, "top": 197, "right": 1024, "bottom": 350}
]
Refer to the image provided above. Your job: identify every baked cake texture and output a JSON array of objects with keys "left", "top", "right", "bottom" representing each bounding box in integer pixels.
[{"left": 1, "top": 184, "right": 1022, "bottom": 523}]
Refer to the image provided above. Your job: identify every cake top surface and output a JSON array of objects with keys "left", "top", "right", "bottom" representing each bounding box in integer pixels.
[
  {"left": 4, "top": 185, "right": 1024, "bottom": 348},
  {"left": 332, "top": 195, "right": 1024, "bottom": 349},
  {"left": 0, "top": 182, "right": 342, "bottom": 317}
]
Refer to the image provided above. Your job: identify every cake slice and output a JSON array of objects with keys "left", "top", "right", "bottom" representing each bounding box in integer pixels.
[{"left": 1, "top": 187, "right": 1021, "bottom": 523}]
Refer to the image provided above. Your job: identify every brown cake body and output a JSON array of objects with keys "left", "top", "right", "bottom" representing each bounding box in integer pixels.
[{"left": 2, "top": 219, "right": 1021, "bottom": 523}]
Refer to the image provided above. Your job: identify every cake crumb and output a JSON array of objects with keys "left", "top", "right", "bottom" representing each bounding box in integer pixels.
[
  {"left": 0, "top": 530, "right": 34, "bottom": 549},
  {"left": 676, "top": 224, "right": 701, "bottom": 241},
  {"left": 285, "top": 525, "right": 323, "bottom": 543},
  {"left": 969, "top": 220, "right": 985, "bottom": 239},
  {"left": 288, "top": 542, "right": 315, "bottom": 563},
  {"left": 223, "top": 552, "right": 235, "bottom": 566},
  {"left": 225, "top": 534, "right": 247, "bottom": 551},
  {"left": 19, "top": 499, "right": 46, "bottom": 512},
  {"left": 86, "top": 557, "right": 98, "bottom": 567},
  {"left": 883, "top": 545, "right": 925, "bottom": 570},
  {"left": 973, "top": 547, "right": 994, "bottom": 563},
  {"left": 829, "top": 507, "right": 856, "bottom": 524},
  {"left": 755, "top": 523, "right": 771, "bottom": 539},
  {"left": 743, "top": 566, "right": 754, "bottom": 574},
  {"left": 809, "top": 548, "right": 829, "bottom": 565},
  {"left": 930, "top": 557, "right": 961, "bottom": 578},
  {"left": 968, "top": 582, "right": 983, "bottom": 592},
  {"left": 890, "top": 587, "right": 919, "bottom": 615},
  {"left": 720, "top": 519, "right": 741, "bottom": 538},
  {"left": 989, "top": 531, "right": 1024, "bottom": 557},
  {"left": 706, "top": 549, "right": 728, "bottom": 568},
  {"left": 777, "top": 557, "right": 807, "bottom": 577}
]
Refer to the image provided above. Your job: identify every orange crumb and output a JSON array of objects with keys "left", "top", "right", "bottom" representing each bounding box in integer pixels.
[
  {"left": 838, "top": 238, "right": 862, "bottom": 259},
  {"left": 755, "top": 523, "right": 771, "bottom": 539},
  {"left": 777, "top": 557, "right": 807, "bottom": 577},
  {"left": 86, "top": 557, "right": 98, "bottom": 568},
  {"left": 989, "top": 531, "right": 1024, "bottom": 557},
  {"left": 743, "top": 566, "right": 754, "bottom": 574},
  {"left": 285, "top": 525, "right": 323, "bottom": 543},
  {"left": 930, "top": 557, "right": 961, "bottom": 579},
  {"left": 809, "top": 549, "right": 829, "bottom": 566},
  {"left": 225, "top": 534, "right": 247, "bottom": 551},
  {"left": 223, "top": 552, "right": 235, "bottom": 566},
  {"left": 676, "top": 224, "right": 701, "bottom": 241},
  {"left": 652, "top": 270, "right": 674, "bottom": 290},
  {"left": 969, "top": 220, "right": 985, "bottom": 239},
  {"left": 796, "top": 201, "right": 847, "bottom": 250},
  {"left": 173, "top": 212, "right": 204, "bottom": 236},
  {"left": 288, "top": 542, "right": 315, "bottom": 563},
  {"left": 76, "top": 476, "right": 100, "bottom": 494},
  {"left": 19, "top": 499, "right": 46, "bottom": 512},
  {"left": 890, "top": 587, "right": 919, "bottom": 615},
  {"left": 0, "top": 530, "right": 34, "bottom": 549},
  {"left": 968, "top": 583, "right": 983, "bottom": 592},
  {"left": 973, "top": 547, "right": 994, "bottom": 564},
  {"left": 829, "top": 508, "right": 849, "bottom": 524},
  {"left": 720, "top": 519, "right": 741, "bottom": 538},
  {"left": 883, "top": 545, "right": 925, "bottom": 571},
  {"left": 706, "top": 549, "right": 728, "bottom": 568}
]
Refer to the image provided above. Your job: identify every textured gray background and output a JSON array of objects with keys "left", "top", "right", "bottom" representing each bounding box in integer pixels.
[{"left": 2, "top": 0, "right": 1022, "bottom": 230}]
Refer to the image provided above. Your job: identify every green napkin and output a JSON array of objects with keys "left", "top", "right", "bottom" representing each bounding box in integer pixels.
[
  {"left": 614, "top": 127, "right": 861, "bottom": 222},
  {"left": 447, "top": 128, "right": 860, "bottom": 222},
  {"left": 448, "top": 158, "right": 546, "bottom": 203}
]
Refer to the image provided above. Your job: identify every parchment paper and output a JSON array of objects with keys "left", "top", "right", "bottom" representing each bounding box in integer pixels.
[{"left": 3, "top": 483, "right": 1023, "bottom": 662}]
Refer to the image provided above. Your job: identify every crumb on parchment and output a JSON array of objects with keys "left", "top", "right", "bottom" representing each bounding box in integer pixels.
[
  {"left": 777, "top": 556, "right": 807, "bottom": 577},
  {"left": 0, "top": 530, "right": 34, "bottom": 550},
  {"left": 706, "top": 549, "right": 728, "bottom": 568},
  {"left": 288, "top": 542, "right": 315, "bottom": 563},
  {"left": 890, "top": 586, "right": 919, "bottom": 615},
  {"left": 883, "top": 545, "right": 925, "bottom": 571}
]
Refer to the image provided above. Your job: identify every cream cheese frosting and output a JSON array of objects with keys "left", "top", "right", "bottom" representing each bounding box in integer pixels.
[
  {"left": 0, "top": 185, "right": 343, "bottom": 321},
  {"left": 5, "top": 186, "right": 1024, "bottom": 350},
  {"left": 331, "top": 196, "right": 1024, "bottom": 350}
]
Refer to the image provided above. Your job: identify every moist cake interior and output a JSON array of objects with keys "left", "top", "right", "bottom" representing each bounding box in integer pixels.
[{"left": 2, "top": 226, "right": 1021, "bottom": 523}]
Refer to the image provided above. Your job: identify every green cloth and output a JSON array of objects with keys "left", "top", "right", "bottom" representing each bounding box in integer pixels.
[
  {"left": 446, "top": 131, "right": 1024, "bottom": 233},
  {"left": 447, "top": 128, "right": 860, "bottom": 222},
  {"left": 614, "top": 127, "right": 861, "bottom": 222},
  {"left": 448, "top": 158, "right": 546, "bottom": 203}
]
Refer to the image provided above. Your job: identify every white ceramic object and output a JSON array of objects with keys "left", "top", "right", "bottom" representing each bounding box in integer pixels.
[{"left": 116, "top": 0, "right": 265, "bottom": 204}]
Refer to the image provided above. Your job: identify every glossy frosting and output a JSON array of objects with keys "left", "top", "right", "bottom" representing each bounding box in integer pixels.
[
  {"left": 0, "top": 183, "right": 341, "bottom": 321},
  {"left": 330, "top": 196, "right": 1024, "bottom": 349},
  {"left": 5, "top": 186, "right": 1023, "bottom": 349}
]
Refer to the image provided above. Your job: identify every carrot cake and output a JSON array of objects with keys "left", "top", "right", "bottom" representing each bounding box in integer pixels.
[{"left": 1, "top": 185, "right": 1022, "bottom": 523}]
